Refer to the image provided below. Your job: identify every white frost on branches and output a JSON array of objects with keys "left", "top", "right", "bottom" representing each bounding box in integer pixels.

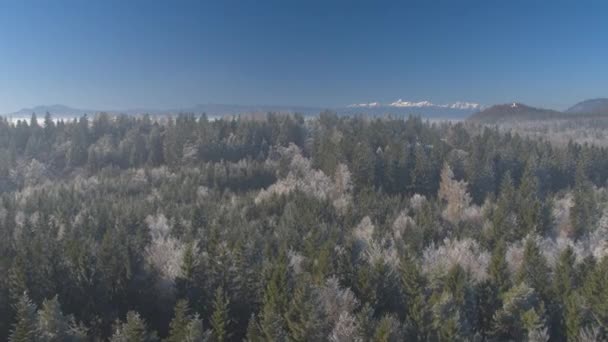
[
  {"left": 410, "top": 194, "right": 427, "bottom": 211},
  {"left": 316, "top": 277, "right": 359, "bottom": 325},
  {"left": 255, "top": 144, "right": 352, "bottom": 213},
  {"left": 353, "top": 216, "right": 399, "bottom": 267},
  {"left": 438, "top": 163, "right": 473, "bottom": 224},
  {"left": 422, "top": 238, "right": 490, "bottom": 283},
  {"left": 144, "top": 213, "right": 186, "bottom": 296},
  {"left": 392, "top": 210, "right": 415, "bottom": 241}
]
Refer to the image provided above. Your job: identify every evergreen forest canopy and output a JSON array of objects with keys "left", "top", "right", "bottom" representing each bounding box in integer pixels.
[{"left": 1, "top": 111, "right": 608, "bottom": 341}]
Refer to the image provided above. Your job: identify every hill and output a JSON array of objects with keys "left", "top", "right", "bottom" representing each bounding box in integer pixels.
[
  {"left": 467, "top": 103, "right": 564, "bottom": 123},
  {"left": 566, "top": 98, "right": 608, "bottom": 114}
]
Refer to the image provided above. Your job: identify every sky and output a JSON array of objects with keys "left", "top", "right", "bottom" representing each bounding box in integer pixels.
[{"left": 0, "top": 0, "right": 607, "bottom": 113}]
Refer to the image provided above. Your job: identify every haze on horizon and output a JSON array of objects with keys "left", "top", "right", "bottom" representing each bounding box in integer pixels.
[{"left": 1, "top": 0, "right": 607, "bottom": 113}]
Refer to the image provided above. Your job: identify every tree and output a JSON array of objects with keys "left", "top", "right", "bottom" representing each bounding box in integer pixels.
[
  {"left": 570, "top": 168, "right": 597, "bottom": 240},
  {"left": 210, "top": 287, "right": 230, "bottom": 342},
  {"left": 517, "top": 165, "right": 547, "bottom": 238},
  {"left": 9, "top": 292, "right": 36, "bottom": 342},
  {"left": 432, "top": 292, "right": 466, "bottom": 342},
  {"left": 554, "top": 246, "right": 576, "bottom": 303},
  {"left": 399, "top": 252, "right": 429, "bottom": 341},
  {"left": 182, "top": 314, "right": 205, "bottom": 342},
  {"left": 166, "top": 300, "right": 191, "bottom": 342},
  {"left": 259, "top": 258, "right": 289, "bottom": 341},
  {"left": 245, "top": 315, "right": 264, "bottom": 342},
  {"left": 329, "top": 312, "right": 360, "bottom": 342},
  {"left": 373, "top": 315, "right": 403, "bottom": 342},
  {"left": 40, "top": 298, "right": 88, "bottom": 341},
  {"left": 67, "top": 115, "right": 89, "bottom": 167},
  {"left": 166, "top": 300, "right": 206, "bottom": 342},
  {"left": 110, "top": 311, "right": 158, "bottom": 342},
  {"left": 517, "top": 237, "right": 551, "bottom": 300},
  {"left": 285, "top": 284, "right": 328, "bottom": 341},
  {"left": 492, "top": 283, "right": 544, "bottom": 341},
  {"left": 488, "top": 241, "right": 511, "bottom": 296},
  {"left": 438, "top": 162, "right": 471, "bottom": 224}
]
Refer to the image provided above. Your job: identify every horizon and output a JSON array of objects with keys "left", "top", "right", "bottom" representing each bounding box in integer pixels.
[
  {"left": 5, "top": 97, "right": 608, "bottom": 117},
  {"left": 1, "top": 1, "right": 608, "bottom": 113}
]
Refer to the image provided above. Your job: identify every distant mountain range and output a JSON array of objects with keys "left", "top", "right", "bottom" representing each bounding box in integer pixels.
[
  {"left": 4, "top": 104, "right": 323, "bottom": 118},
  {"left": 343, "top": 99, "right": 483, "bottom": 118},
  {"left": 5, "top": 98, "right": 608, "bottom": 122},
  {"left": 468, "top": 99, "right": 608, "bottom": 123},
  {"left": 3, "top": 100, "right": 485, "bottom": 120}
]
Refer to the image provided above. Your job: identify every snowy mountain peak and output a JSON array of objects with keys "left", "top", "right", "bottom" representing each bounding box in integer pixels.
[
  {"left": 348, "top": 102, "right": 380, "bottom": 108},
  {"left": 390, "top": 99, "right": 435, "bottom": 108},
  {"left": 348, "top": 99, "right": 483, "bottom": 110},
  {"left": 449, "top": 102, "right": 483, "bottom": 110}
]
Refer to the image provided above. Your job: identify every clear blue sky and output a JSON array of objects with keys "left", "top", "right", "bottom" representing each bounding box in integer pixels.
[{"left": 0, "top": 0, "right": 607, "bottom": 113}]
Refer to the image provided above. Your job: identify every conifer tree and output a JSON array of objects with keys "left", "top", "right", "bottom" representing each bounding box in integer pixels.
[
  {"left": 554, "top": 246, "right": 576, "bottom": 303},
  {"left": 259, "top": 257, "right": 289, "bottom": 341},
  {"left": 110, "top": 311, "right": 158, "bottom": 342},
  {"left": 9, "top": 292, "right": 36, "bottom": 342},
  {"left": 492, "top": 283, "right": 543, "bottom": 341},
  {"left": 245, "top": 314, "right": 264, "bottom": 342},
  {"left": 166, "top": 300, "right": 191, "bottom": 342},
  {"left": 285, "top": 284, "right": 327, "bottom": 342},
  {"left": 517, "top": 238, "right": 551, "bottom": 300},
  {"left": 399, "top": 252, "right": 429, "bottom": 341},
  {"left": 488, "top": 241, "right": 511, "bottom": 296},
  {"left": 570, "top": 167, "right": 596, "bottom": 240},
  {"left": 36, "top": 295, "right": 69, "bottom": 342},
  {"left": 211, "top": 287, "right": 230, "bottom": 342}
]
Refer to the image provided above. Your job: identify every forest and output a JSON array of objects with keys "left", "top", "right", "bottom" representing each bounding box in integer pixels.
[{"left": 1, "top": 111, "right": 608, "bottom": 341}]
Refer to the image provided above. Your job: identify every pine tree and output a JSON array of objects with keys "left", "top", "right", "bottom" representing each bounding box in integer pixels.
[
  {"left": 166, "top": 300, "right": 191, "bottom": 342},
  {"left": 355, "top": 304, "right": 375, "bottom": 342},
  {"left": 488, "top": 241, "right": 511, "bottom": 296},
  {"left": 581, "top": 257, "right": 608, "bottom": 334},
  {"left": 259, "top": 258, "right": 289, "bottom": 341},
  {"left": 373, "top": 315, "right": 403, "bottom": 342},
  {"left": 517, "top": 237, "right": 551, "bottom": 300},
  {"left": 110, "top": 311, "right": 158, "bottom": 342},
  {"left": 438, "top": 162, "right": 471, "bottom": 224},
  {"left": 399, "top": 251, "right": 429, "bottom": 341},
  {"left": 210, "top": 287, "right": 230, "bottom": 342},
  {"left": 245, "top": 314, "right": 263, "bottom": 342},
  {"left": 285, "top": 284, "right": 327, "bottom": 342},
  {"left": 554, "top": 246, "right": 576, "bottom": 303},
  {"left": 564, "top": 293, "right": 583, "bottom": 342},
  {"left": 36, "top": 295, "right": 69, "bottom": 342},
  {"left": 492, "top": 283, "right": 542, "bottom": 341},
  {"left": 491, "top": 172, "right": 516, "bottom": 242},
  {"left": 9, "top": 292, "right": 36, "bottom": 342},
  {"left": 432, "top": 292, "right": 464, "bottom": 342},
  {"left": 522, "top": 309, "right": 549, "bottom": 342},
  {"left": 570, "top": 167, "right": 596, "bottom": 240},
  {"left": 176, "top": 242, "right": 199, "bottom": 305},
  {"left": 183, "top": 314, "right": 205, "bottom": 342},
  {"left": 517, "top": 165, "right": 545, "bottom": 238}
]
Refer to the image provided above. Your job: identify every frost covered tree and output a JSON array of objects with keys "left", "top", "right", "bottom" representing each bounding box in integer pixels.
[
  {"left": 9, "top": 292, "right": 36, "bottom": 342},
  {"left": 36, "top": 295, "right": 87, "bottom": 342},
  {"left": 110, "top": 311, "right": 158, "bottom": 342},
  {"left": 438, "top": 162, "right": 472, "bottom": 224}
]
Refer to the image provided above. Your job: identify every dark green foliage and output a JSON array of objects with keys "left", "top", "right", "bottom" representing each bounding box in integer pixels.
[
  {"left": 0, "top": 113, "right": 607, "bottom": 341},
  {"left": 9, "top": 292, "right": 36, "bottom": 342},
  {"left": 518, "top": 238, "right": 551, "bottom": 301},
  {"left": 211, "top": 287, "right": 230, "bottom": 342}
]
